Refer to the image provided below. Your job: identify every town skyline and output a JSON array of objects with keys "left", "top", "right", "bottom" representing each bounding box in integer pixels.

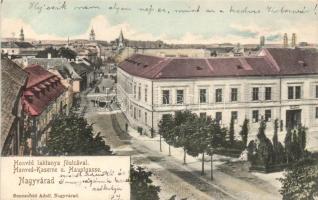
[{"left": 2, "top": 0, "right": 318, "bottom": 44}]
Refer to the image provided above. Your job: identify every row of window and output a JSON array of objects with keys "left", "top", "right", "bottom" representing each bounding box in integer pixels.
[
  {"left": 162, "top": 87, "right": 272, "bottom": 105},
  {"left": 133, "top": 83, "right": 148, "bottom": 102}
]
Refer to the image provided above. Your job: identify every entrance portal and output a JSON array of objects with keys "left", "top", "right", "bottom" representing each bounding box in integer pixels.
[{"left": 286, "top": 109, "right": 301, "bottom": 130}]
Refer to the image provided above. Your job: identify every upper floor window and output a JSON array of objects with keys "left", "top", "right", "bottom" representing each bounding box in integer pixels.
[
  {"left": 215, "top": 88, "right": 222, "bottom": 102},
  {"left": 138, "top": 85, "right": 141, "bottom": 100},
  {"left": 199, "top": 89, "right": 207, "bottom": 103},
  {"left": 288, "top": 86, "right": 301, "bottom": 99},
  {"left": 316, "top": 107, "right": 318, "bottom": 119},
  {"left": 176, "top": 90, "right": 184, "bottom": 104},
  {"left": 295, "top": 86, "right": 301, "bottom": 99},
  {"left": 265, "top": 87, "right": 272, "bottom": 100},
  {"left": 145, "top": 112, "right": 148, "bottom": 124},
  {"left": 144, "top": 86, "right": 148, "bottom": 102},
  {"left": 162, "top": 90, "right": 170, "bottom": 104},
  {"left": 316, "top": 85, "right": 318, "bottom": 98},
  {"left": 133, "top": 84, "right": 136, "bottom": 99},
  {"left": 252, "top": 110, "right": 259, "bottom": 123},
  {"left": 231, "top": 88, "right": 238, "bottom": 102},
  {"left": 252, "top": 87, "right": 259, "bottom": 101}
]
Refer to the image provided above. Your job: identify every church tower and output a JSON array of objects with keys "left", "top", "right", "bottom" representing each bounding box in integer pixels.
[
  {"left": 89, "top": 28, "right": 95, "bottom": 41},
  {"left": 117, "top": 29, "right": 125, "bottom": 49},
  {"left": 283, "top": 33, "right": 288, "bottom": 48},
  {"left": 19, "top": 27, "right": 24, "bottom": 42}
]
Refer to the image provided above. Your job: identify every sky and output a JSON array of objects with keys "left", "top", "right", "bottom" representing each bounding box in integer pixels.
[{"left": 1, "top": 0, "right": 318, "bottom": 44}]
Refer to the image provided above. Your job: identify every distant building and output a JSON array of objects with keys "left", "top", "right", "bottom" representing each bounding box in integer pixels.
[
  {"left": 19, "top": 28, "right": 25, "bottom": 42},
  {"left": 291, "top": 33, "right": 297, "bottom": 48},
  {"left": 283, "top": 33, "right": 288, "bottom": 48},
  {"left": 22, "top": 65, "right": 67, "bottom": 155},
  {"left": 260, "top": 36, "right": 265, "bottom": 47},
  {"left": 70, "top": 61, "right": 95, "bottom": 91},
  {"left": 117, "top": 48, "right": 318, "bottom": 150},
  {"left": 89, "top": 28, "right": 96, "bottom": 41},
  {"left": 1, "top": 41, "right": 37, "bottom": 58},
  {"left": 1, "top": 58, "right": 28, "bottom": 156}
]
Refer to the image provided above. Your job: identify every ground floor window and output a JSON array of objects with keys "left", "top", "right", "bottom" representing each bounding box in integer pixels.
[
  {"left": 252, "top": 110, "right": 259, "bottom": 123},
  {"left": 216, "top": 112, "right": 222, "bottom": 124},
  {"left": 316, "top": 107, "right": 318, "bottom": 118},
  {"left": 265, "top": 110, "right": 272, "bottom": 122}
]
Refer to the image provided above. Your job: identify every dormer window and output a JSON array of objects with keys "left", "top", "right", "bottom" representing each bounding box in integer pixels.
[
  {"left": 196, "top": 66, "right": 202, "bottom": 70},
  {"left": 298, "top": 60, "right": 307, "bottom": 67},
  {"left": 237, "top": 65, "right": 243, "bottom": 69}
]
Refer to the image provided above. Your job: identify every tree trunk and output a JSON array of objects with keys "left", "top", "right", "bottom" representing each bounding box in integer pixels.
[
  {"left": 183, "top": 148, "right": 187, "bottom": 165},
  {"left": 159, "top": 134, "right": 162, "bottom": 152},
  {"left": 168, "top": 145, "right": 171, "bottom": 156},
  {"left": 201, "top": 153, "right": 205, "bottom": 175},
  {"left": 210, "top": 154, "right": 213, "bottom": 180}
]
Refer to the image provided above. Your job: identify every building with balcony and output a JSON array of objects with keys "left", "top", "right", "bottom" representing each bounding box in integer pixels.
[{"left": 117, "top": 48, "right": 318, "bottom": 150}]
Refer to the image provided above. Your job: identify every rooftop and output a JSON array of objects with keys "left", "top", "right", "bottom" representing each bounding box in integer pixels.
[
  {"left": 1, "top": 58, "right": 28, "bottom": 148},
  {"left": 118, "top": 48, "right": 318, "bottom": 79}
]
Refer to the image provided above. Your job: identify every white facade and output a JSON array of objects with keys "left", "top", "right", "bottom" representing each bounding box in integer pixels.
[{"left": 117, "top": 68, "right": 318, "bottom": 150}]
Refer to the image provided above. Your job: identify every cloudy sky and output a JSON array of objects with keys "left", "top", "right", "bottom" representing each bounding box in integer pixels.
[{"left": 2, "top": 0, "right": 317, "bottom": 44}]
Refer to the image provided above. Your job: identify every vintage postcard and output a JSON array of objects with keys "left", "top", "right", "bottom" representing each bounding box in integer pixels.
[{"left": 1, "top": 0, "right": 318, "bottom": 199}]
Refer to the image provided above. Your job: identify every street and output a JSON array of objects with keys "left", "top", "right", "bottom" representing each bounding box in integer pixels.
[{"left": 83, "top": 78, "right": 282, "bottom": 200}]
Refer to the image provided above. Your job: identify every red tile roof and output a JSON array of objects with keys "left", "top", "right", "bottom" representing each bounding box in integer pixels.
[
  {"left": 118, "top": 48, "right": 318, "bottom": 79},
  {"left": 23, "top": 65, "right": 66, "bottom": 116}
]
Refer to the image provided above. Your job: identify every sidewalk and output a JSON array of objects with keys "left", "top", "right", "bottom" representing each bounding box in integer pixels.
[{"left": 128, "top": 127, "right": 282, "bottom": 200}]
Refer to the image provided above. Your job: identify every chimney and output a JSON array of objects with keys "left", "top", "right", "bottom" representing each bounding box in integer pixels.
[
  {"left": 48, "top": 53, "right": 51, "bottom": 59},
  {"left": 291, "top": 33, "right": 297, "bottom": 48},
  {"left": 283, "top": 33, "right": 288, "bottom": 48}
]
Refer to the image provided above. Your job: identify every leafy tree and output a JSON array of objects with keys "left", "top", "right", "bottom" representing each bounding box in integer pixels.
[
  {"left": 239, "top": 119, "right": 249, "bottom": 147},
  {"left": 279, "top": 158, "right": 318, "bottom": 200},
  {"left": 47, "top": 112, "right": 112, "bottom": 155},
  {"left": 173, "top": 110, "right": 194, "bottom": 164},
  {"left": 36, "top": 47, "right": 58, "bottom": 58},
  {"left": 297, "top": 125, "right": 307, "bottom": 155},
  {"left": 130, "top": 165, "right": 160, "bottom": 200},
  {"left": 158, "top": 114, "right": 175, "bottom": 155},
  {"left": 57, "top": 47, "right": 77, "bottom": 60},
  {"left": 255, "top": 120, "right": 274, "bottom": 166},
  {"left": 228, "top": 116, "right": 235, "bottom": 146},
  {"left": 207, "top": 119, "right": 225, "bottom": 180},
  {"left": 284, "top": 129, "right": 293, "bottom": 164}
]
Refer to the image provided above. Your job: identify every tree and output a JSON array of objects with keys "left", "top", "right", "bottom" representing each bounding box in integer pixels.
[
  {"left": 284, "top": 129, "right": 293, "bottom": 164},
  {"left": 279, "top": 158, "right": 318, "bottom": 200},
  {"left": 173, "top": 110, "right": 194, "bottom": 164},
  {"left": 239, "top": 119, "right": 249, "bottom": 147},
  {"left": 297, "top": 125, "right": 307, "bottom": 155},
  {"left": 255, "top": 120, "right": 274, "bottom": 166},
  {"left": 36, "top": 47, "right": 58, "bottom": 58},
  {"left": 228, "top": 116, "right": 235, "bottom": 146},
  {"left": 207, "top": 119, "right": 225, "bottom": 180},
  {"left": 158, "top": 114, "right": 175, "bottom": 155},
  {"left": 47, "top": 112, "right": 112, "bottom": 155},
  {"left": 130, "top": 165, "right": 160, "bottom": 200}
]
